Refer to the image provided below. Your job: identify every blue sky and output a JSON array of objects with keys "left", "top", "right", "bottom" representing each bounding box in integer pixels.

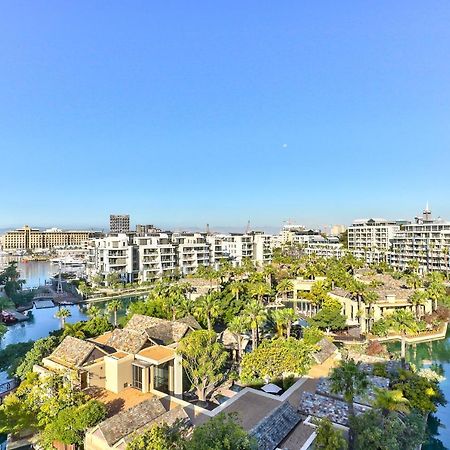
[{"left": 1, "top": 2, "right": 449, "bottom": 231}]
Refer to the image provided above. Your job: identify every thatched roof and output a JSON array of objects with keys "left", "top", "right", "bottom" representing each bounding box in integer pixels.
[
  {"left": 146, "top": 321, "right": 190, "bottom": 345},
  {"left": 97, "top": 398, "right": 166, "bottom": 446},
  {"left": 123, "top": 407, "right": 191, "bottom": 444},
  {"left": 176, "top": 315, "right": 202, "bottom": 330},
  {"left": 313, "top": 338, "right": 338, "bottom": 364},
  {"left": 250, "top": 401, "right": 301, "bottom": 450},
  {"left": 49, "top": 336, "right": 96, "bottom": 368},
  {"left": 125, "top": 314, "right": 167, "bottom": 334},
  {"left": 219, "top": 329, "right": 250, "bottom": 351},
  {"left": 105, "top": 329, "right": 148, "bottom": 354}
]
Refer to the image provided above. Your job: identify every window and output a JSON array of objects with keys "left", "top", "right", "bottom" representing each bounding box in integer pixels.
[{"left": 132, "top": 365, "right": 143, "bottom": 389}]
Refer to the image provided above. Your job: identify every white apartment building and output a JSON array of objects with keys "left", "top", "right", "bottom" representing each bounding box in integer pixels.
[
  {"left": 303, "top": 235, "right": 344, "bottom": 259},
  {"left": 135, "top": 234, "right": 177, "bottom": 282},
  {"left": 348, "top": 218, "right": 401, "bottom": 253},
  {"left": 87, "top": 234, "right": 137, "bottom": 283},
  {"left": 389, "top": 206, "right": 450, "bottom": 273},
  {"left": 172, "top": 233, "right": 210, "bottom": 275}
]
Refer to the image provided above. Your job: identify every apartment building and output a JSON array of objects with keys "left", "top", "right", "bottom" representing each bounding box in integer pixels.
[
  {"left": 172, "top": 233, "right": 210, "bottom": 275},
  {"left": 1, "top": 225, "right": 101, "bottom": 251},
  {"left": 348, "top": 218, "right": 401, "bottom": 256},
  {"left": 135, "top": 234, "right": 177, "bottom": 282},
  {"left": 389, "top": 206, "right": 450, "bottom": 273},
  {"left": 87, "top": 234, "right": 137, "bottom": 283},
  {"left": 303, "top": 235, "right": 344, "bottom": 259},
  {"left": 109, "top": 214, "right": 130, "bottom": 233}
]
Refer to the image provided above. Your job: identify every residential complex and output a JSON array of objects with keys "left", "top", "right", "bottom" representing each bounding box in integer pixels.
[
  {"left": 0, "top": 225, "right": 102, "bottom": 251},
  {"left": 109, "top": 214, "right": 130, "bottom": 233},
  {"left": 389, "top": 205, "right": 450, "bottom": 272}
]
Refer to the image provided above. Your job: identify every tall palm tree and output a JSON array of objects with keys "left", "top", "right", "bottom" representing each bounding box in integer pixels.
[
  {"left": 249, "top": 281, "right": 271, "bottom": 303},
  {"left": 243, "top": 300, "right": 267, "bottom": 350},
  {"left": 86, "top": 305, "right": 102, "bottom": 319},
  {"left": 228, "top": 315, "right": 248, "bottom": 361},
  {"left": 272, "top": 309, "right": 286, "bottom": 338},
  {"left": 405, "top": 272, "right": 422, "bottom": 290},
  {"left": 281, "top": 308, "right": 296, "bottom": 338},
  {"left": 55, "top": 307, "right": 71, "bottom": 329},
  {"left": 373, "top": 388, "right": 410, "bottom": 417},
  {"left": 276, "top": 279, "right": 294, "bottom": 303},
  {"left": 390, "top": 310, "right": 417, "bottom": 366},
  {"left": 362, "top": 290, "right": 378, "bottom": 332},
  {"left": 194, "top": 291, "right": 221, "bottom": 331},
  {"left": 329, "top": 359, "right": 368, "bottom": 449},
  {"left": 408, "top": 290, "right": 428, "bottom": 319},
  {"left": 107, "top": 299, "right": 122, "bottom": 327},
  {"left": 229, "top": 281, "right": 245, "bottom": 302}
]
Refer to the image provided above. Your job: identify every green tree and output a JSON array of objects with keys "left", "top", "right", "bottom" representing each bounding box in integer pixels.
[
  {"left": 276, "top": 279, "right": 294, "bottom": 302},
  {"left": 229, "top": 280, "right": 245, "bottom": 302},
  {"left": 243, "top": 300, "right": 267, "bottom": 350},
  {"left": 249, "top": 281, "right": 271, "bottom": 303},
  {"left": 271, "top": 308, "right": 296, "bottom": 338},
  {"left": 106, "top": 299, "right": 122, "bottom": 327},
  {"left": 372, "top": 388, "right": 409, "bottom": 417},
  {"left": 15, "top": 336, "right": 59, "bottom": 380},
  {"left": 314, "top": 417, "right": 347, "bottom": 450},
  {"left": 55, "top": 307, "right": 71, "bottom": 329},
  {"left": 106, "top": 272, "right": 121, "bottom": 288},
  {"left": 177, "top": 330, "right": 227, "bottom": 403},
  {"left": 329, "top": 359, "right": 368, "bottom": 449},
  {"left": 240, "top": 338, "right": 313, "bottom": 384},
  {"left": 186, "top": 413, "right": 257, "bottom": 450},
  {"left": 40, "top": 399, "right": 106, "bottom": 446},
  {"left": 127, "top": 421, "right": 187, "bottom": 450},
  {"left": 409, "top": 290, "right": 429, "bottom": 319},
  {"left": 0, "top": 341, "right": 34, "bottom": 376},
  {"left": 0, "top": 323, "right": 6, "bottom": 340},
  {"left": 194, "top": 291, "right": 221, "bottom": 331},
  {"left": 309, "top": 297, "right": 346, "bottom": 333},
  {"left": 86, "top": 305, "right": 102, "bottom": 319},
  {"left": 302, "top": 326, "right": 324, "bottom": 345},
  {"left": 228, "top": 315, "right": 248, "bottom": 361}
]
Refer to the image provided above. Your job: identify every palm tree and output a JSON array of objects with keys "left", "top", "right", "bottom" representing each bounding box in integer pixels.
[
  {"left": 243, "top": 300, "right": 267, "bottom": 350},
  {"left": 425, "top": 273, "right": 446, "bottom": 310},
  {"left": 194, "top": 291, "right": 221, "bottom": 331},
  {"left": 229, "top": 281, "right": 245, "bottom": 302},
  {"left": 107, "top": 299, "right": 122, "bottom": 327},
  {"left": 409, "top": 290, "right": 428, "bottom": 319},
  {"left": 249, "top": 281, "right": 271, "bottom": 303},
  {"left": 362, "top": 290, "right": 378, "bottom": 332},
  {"left": 389, "top": 310, "right": 417, "bottom": 366},
  {"left": 373, "top": 388, "right": 410, "bottom": 417},
  {"left": 86, "top": 305, "right": 102, "bottom": 319},
  {"left": 272, "top": 309, "right": 286, "bottom": 338},
  {"left": 276, "top": 279, "right": 294, "bottom": 303},
  {"left": 228, "top": 315, "right": 248, "bottom": 361},
  {"left": 63, "top": 321, "right": 86, "bottom": 339},
  {"left": 55, "top": 307, "right": 71, "bottom": 329},
  {"left": 329, "top": 359, "right": 368, "bottom": 449},
  {"left": 405, "top": 272, "right": 422, "bottom": 289}
]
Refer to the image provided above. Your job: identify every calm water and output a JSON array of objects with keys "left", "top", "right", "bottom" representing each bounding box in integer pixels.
[
  {"left": 388, "top": 330, "right": 450, "bottom": 449},
  {"left": 0, "top": 256, "right": 54, "bottom": 288},
  {"left": 0, "top": 258, "right": 144, "bottom": 381}
]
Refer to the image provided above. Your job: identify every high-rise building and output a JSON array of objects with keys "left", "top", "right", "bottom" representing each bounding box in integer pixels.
[
  {"left": 109, "top": 215, "right": 130, "bottom": 233},
  {"left": 389, "top": 205, "right": 450, "bottom": 273}
]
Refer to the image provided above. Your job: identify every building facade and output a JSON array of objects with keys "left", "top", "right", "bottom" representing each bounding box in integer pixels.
[
  {"left": 1, "top": 225, "right": 101, "bottom": 251},
  {"left": 109, "top": 214, "right": 130, "bottom": 233},
  {"left": 348, "top": 218, "right": 401, "bottom": 253},
  {"left": 389, "top": 206, "right": 450, "bottom": 273}
]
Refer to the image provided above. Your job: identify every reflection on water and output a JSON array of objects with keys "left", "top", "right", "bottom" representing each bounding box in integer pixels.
[
  {"left": 388, "top": 331, "right": 450, "bottom": 449},
  {"left": 0, "top": 256, "right": 53, "bottom": 288}
]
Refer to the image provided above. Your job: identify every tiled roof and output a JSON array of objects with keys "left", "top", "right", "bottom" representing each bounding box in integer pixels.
[
  {"left": 49, "top": 336, "right": 96, "bottom": 368},
  {"left": 106, "top": 329, "right": 148, "bottom": 354},
  {"left": 219, "top": 329, "right": 250, "bottom": 351},
  {"left": 97, "top": 398, "right": 166, "bottom": 446},
  {"left": 250, "top": 401, "right": 301, "bottom": 450},
  {"left": 313, "top": 338, "right": 338, "bottom": 364}
]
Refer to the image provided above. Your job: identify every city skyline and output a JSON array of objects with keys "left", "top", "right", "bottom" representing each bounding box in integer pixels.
[{"left": 1, "top": 2, "right": 450, "bottom": 227}]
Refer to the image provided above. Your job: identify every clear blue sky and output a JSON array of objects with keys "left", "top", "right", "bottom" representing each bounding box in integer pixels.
[{"left": 1, "top": 2, "right": 449, "bottom": 231}]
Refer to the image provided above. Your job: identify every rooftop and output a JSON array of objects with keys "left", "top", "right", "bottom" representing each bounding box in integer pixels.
[
  {"left": 49, "top": 335, "right": 97, "bottom": 368},
  {"left": 137, "top": 345, "right": 175, "bottom": 364}
]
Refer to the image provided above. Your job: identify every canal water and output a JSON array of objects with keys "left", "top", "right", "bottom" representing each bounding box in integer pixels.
[
  {"left": 388, "top": 330, "right": 450, "bottom": 449},
  {"left": 0, "top": 259, "right": 143, "bottom": 379}
]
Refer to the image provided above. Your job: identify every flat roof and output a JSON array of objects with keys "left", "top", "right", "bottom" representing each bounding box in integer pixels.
[
  {"left": 137, "top": 345, "right": 175, "bottom": 364},
  {"left": 110, "top": 351, "right": 129, "bottom": 360}
]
